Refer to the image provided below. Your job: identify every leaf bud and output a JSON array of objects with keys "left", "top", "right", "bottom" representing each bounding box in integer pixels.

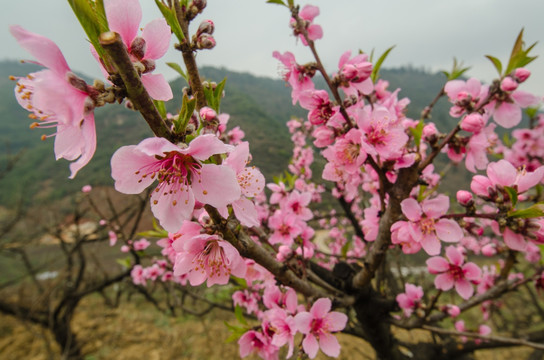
[
  {"left": 196, "top": 20, "right": 214, "bottom": 37},
  {"left": 130, "top": 37, "right": 146, "bottom": 60},
  {"left": 195, "top": 34, "right": 216, "bottom": 50}
]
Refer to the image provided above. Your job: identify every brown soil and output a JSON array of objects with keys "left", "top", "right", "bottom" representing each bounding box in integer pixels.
[{"left": 0, "top": 295, "right": 534, "bottom": 360}]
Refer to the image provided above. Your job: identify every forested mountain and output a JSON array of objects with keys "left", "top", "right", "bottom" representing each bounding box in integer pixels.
[{"left": 0, "top": 60, "right": 456, "bottom": 207}]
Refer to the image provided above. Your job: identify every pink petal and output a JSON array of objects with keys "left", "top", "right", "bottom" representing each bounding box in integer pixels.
[
  {"left": 325, "top": 311, "right": 348, "bottom": 332},
  {"left": 462, "top": 262, "right": 482, "bottom": 281},
  {"left": 517, "top": 165, "right": 544, "bottom": 193},
  {"left": 224, "top": 141, "right": 250, "bottom": 174},
  {"left": 142, "top": 18, "right": 171, "bottom": 60},
  {"left": 173, "top": 253, "right": 194, "bottom": 276},
  {"left": 111, "top": 145, "right": 156, "bottom": 194},
  {"left": 426, "top": 256, "right": 449, "bottom": 273},
  {"left": 106, "top": 0, "right": 142, "bottom": 46},
  {"left": 302, "top": 333, "right": 319, "bottom": 359},
  {"left": 435, "top": 273, "right": 454, "bottom": 291},
  {"left": 68, "top": 113, "right": 97, "bottom": 178},
  {"left": 401, "top": 198, "right": 422, "bottom": 222},
  {"left": 454, "top": 278, "right": 473, "bottom": 300},
  {"left": 141, "top": 73, "right": 173, "bottom": 101},
  {"left": 512, "top": 90, "right": 540, "bottom": 108},
  {"left": 299, "top": 4, "right": 320, "bottom": 21},
  {"left": 183, "top": 134, "right": 233, "bottom": 161},
  {"left": 9, "top": 25, "right": 70, "bottom": 75},
  {"left": 232, "top": 198, "right": 260, "bottom": 227},
  {"left": 318, "top": 332, "right": 341, "bottom": 358},
  {"left": 487, "top": 160, "right": 516, "bottom": 187},
  {"left": 192, "top": 164, "right": 241, "bottom": 208},
  {"left": 136, "top": 137, "right": 179, "bottom": 156},
  {"left": 421, "top": 234, "right": 441, "bottom": 256},
  {"left": 445, "top": 246, "right": 464, "bottom": 266},
  {"left": 435, "top": 219, "right": 463, "bottom": 243},
  {"left": 310, "top": 298, "right": 331, "bottom": 318},
  {"left": 294, "top": 312, "right": 313, "bottom": 334},
  {"left": 503, "top": 228, "right": 527, "bottom": 251},
  {"left": 422, "top": 195, "right": 449, "bottom": 218},
  {"left": 187, "top": 267, "right": 207, "bottom": 286},
  {"left": 55, "top": 123, "right": 86, "bottom": 161},
  {"left": 307, "top": 24, "right": 323, "bottom": 41},
  {"left": 238, "top": 167, "right": 265, "bottom": 197},
  {"left": 493, "top": 101, "right": 521, "bottom": 128},
  {"left": 150, "top": 186, "right": 195, "bottom": 233}
]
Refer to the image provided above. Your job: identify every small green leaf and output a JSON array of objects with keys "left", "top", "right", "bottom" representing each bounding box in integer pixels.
[
  {"left": 442, "top": 58, "right": 471, "bottom": 81},
  {"left": 67, "top": 0, "right": 109, "bottom": 62},
  {"left": 417, "top": 185, "right": 427, "bottom": 203},
  {"left": 502, "top": 132, "right": 513, "bottom": 148},
  {"left": 166, "top": 62, "right": 188, "bottom": 82},
  {"left": 485, "top": 55, "right": 503, "bottom": 76},
  {"left": 154, "top": 0, "right": 185, "bottom": 43},
  {"left": 371, "top": 45, "right": 395, "bottom": 83},
  {"left": 504, "top": 186, "right": 518, "bottom": 208},
  {"left": 213, "top": 78, "right": 227, "bottom": 112},
  {"left": 115, "top": 257, "right": 132, "bottom": 268},
  {"left": 137, "top": 229, "right": 168, "bottom": 238},
  {"left": 508, "top": 203, "right": 544, "bottom": 218},
  {"left": 234, "top": 305, "right": 248, "bottom": 326},
  {"left": 224, "top": 321, "right": 247, "bottom": 343},
  {"left": 174, "top": 93, "right": 197, "bottom": 134},
  {"left": 340, "top": 238, "right": 352, "bottom": 258},
  {"left": 410, "top": 119, "right": 425, "bottom": 147},
  {"left": 525, "top": 106, "right": 539, "bottom": 119},
  {"left": 504, "top": 29, "right": 538, "bottom": 75},
  {"left": 266, "top": 0, "right": 286, "bottom": 5},
  {"left": 153, "top": 100, "right": 167, "bottom": 118},
  {"left": 231, "top": 276, "right": 247, "bottom": 289}
]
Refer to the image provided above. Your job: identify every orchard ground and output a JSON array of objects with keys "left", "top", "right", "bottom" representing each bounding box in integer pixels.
[{"left": 0, "top": 294, "right": 534, "bottom": 360}]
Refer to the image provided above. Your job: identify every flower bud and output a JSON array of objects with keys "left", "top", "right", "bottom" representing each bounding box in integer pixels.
[
  {"left": 514, "top": 68, "right": 531, "bottom": 82},
  {"left": 196, "top": 20, "right": 214, "bottom": 37},
  {"left": 456, "top": 190, "right": 473, "bottom": 206},
  {"left": 200, "top": 106, "right": 217, "bottom": 121},
  {"left": 66, "top": 72, "right": 88, "bottom": 92},
  {"left": 195, "top": 34, "right": 216, "bottom": 50},
  {"left": 460, "top": 113, "right": 485, "bottom": 133},
  {"left": 500, "top": 76, "right": 518, "bottom": 92},
  {"left": 481, "top": 244, "right": 496, "bottom": 256},
  {"left": 447, "top": 305, "right": 460, "bottom": 318},
  {"left": 130, "top": 37, "right": 146, "bottom": 60},
  {"left": 141, "top": 59, "right": 156, "bottom": 73}
]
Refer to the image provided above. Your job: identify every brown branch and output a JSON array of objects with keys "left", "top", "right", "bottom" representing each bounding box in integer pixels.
[
  {"left": 99, "top": 31, "right": 173, "bottom": 140},
  {"left": 422, "top": 325, "right": 544, "bottom": 351}
]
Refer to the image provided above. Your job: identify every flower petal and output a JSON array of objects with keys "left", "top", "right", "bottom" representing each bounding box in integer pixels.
[
  {"left": 111, "top": 145, "right": 156, "bottom": 194},
  {"left": 141, "top": 73, "right": 173, "bottom": 101},
  {"left": 10, "top": 25, "right": 70, "bottom": 75},
  {"left": 426, "top": 256, "right": 449, "bottom": 273},
  {"left": 192, "top": 164, "right": 241, "bottom": 208},
  {"left": 302, "top": 333, "right": 319, "bottom": 359},
  {"left": 318, "top": 332, "right": 341, "bottom": 358},
  {"left": 106, "top": 0, "right": 142, "bottom": 46},
  {"left": 455, "top": 278, "right": 473, "bottom": 300},
  {"left": 401, "top": 198, "right": 422, "bottom": 222},
  {"left": 232, "top": 198, "right": 260, "bottom": 227},
  {"left": 435, "top": 219, "right": 463, "bottom": 243},
  {"left": 142, "top": 18, "right": 171, "bottom": 60},
  {"left": 310, "top": 298, "right": 331, "bottom": 318}
]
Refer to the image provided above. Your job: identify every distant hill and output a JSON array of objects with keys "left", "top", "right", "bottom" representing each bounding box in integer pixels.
[{"left": 0, "top": 60, "right": 460, "bottom": 207}]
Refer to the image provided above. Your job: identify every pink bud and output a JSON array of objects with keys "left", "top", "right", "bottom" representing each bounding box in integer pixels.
[
  {"left": 423, "top": 123, "right": 438, "bottom": 138},
  {"left": 448, "top": 305, "right": 460, "bottom": 318},
  {"left": 196, "top": 19, "right": 214, "bottom": 37},
  {"left": 341, "top": 64, "right": 358, "bottom": 81},
  {"left": 500, "top": 77, "right": 518, "bottom": 92},
  {"left": 456, "top": 190, "right": 473, "bottom": 206},
  {"left": 514, "top": 68, "right": 531, "bottom": 82},
  {"left": 120, "top": 245, "right": 130, "bottom": 253},
  {"left": 199, "top": 106, "right": 217, "bottom": 121},
  {"left": 196, "top": 34, "right": 215, "bottom": 49},
  {"left": 99, "top": 219, "right": 107, "bottom": 226},
  {"left": 460, "top": 113, "right": 485, "bottom": 133},
  {"left": 81, "top": 185, "right": 92, "bottom": 193},
  {"left": 481, "top": 244, "right": 496, "bottom": 256}
]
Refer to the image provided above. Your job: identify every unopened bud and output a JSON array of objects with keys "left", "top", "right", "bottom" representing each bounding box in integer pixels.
[
  {"left": 500, "top": 77, "right": 518, "bottom": 92},
  {"left": 66, "top": 72, "right": 88, "bottom": 93},
  {"left": 196, "top": 20, "right": 214, "bottom": 37},
  {"left": 514, "top": 68, "right": 531, "bottom": 82},
  {"left": 470, "top": 175, "right": 493, "bottom": 198},
  {"left": 456, "top": 190, "right": 473, "bottom": 207},
  {"left": 481, "top": 244, "right": 496, "bottom": 257},
  {"left": 191, "top": 0, "right": 207, "bottom": 11},
  {"left": 130, "top": 37, "right": 146, "bottom": 60},
  {"left": 141, "top": 59, "right": 156, "bottom": 73},
  {"left": 195, "top": 34, "right": 216, "bottom": 50},
  {"left": 200, "top": 106, "right": 217, "bottom": 121},
  {"left": 460, "top": 113, "right": 485, "bottom": 133}
]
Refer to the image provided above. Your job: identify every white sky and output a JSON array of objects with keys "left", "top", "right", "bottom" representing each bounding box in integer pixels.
[{"left": 2, "top": 0, "right": 544, "bottom": 96}]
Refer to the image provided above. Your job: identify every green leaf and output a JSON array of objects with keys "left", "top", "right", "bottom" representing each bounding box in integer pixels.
[
  {"left": 266, "top": 0, "right": 286, "bottom": 5},
  {"left": 504, "top": 29, "right": 538, "bottom": 75},
  {"left": 166, "top": 62, "right": 188, "bottom": 82},
  {"left": 485, "top": 55, "right": 503, "bottom": 76},
  {"left": 410, "top": 119, "right": 425, "bottom": 147},
  {"left": 234, "top": 305, "right": 248, "bottom": 326},
  {"left": 154, "top": 0, "right": 185, "bottom": 43},
  {"left": 371, "top": 45, "right": 395, "bottom": 83},
  {"left": 443, "top": 58, "right": 471, "bottom": 81},
  {"left": 174, "top": 93, "right": 196, "bottom": 134},
  {"left": 502, "top": 132, "right": 513, "bottom": 148},
  {"left": 231, "top": 276, "right": 247, "bottom": 289},
  {"left": 525, "top": 106, "right": 540, "bottom": 119},
  {"left": 115, "top": 257, "right": 132, "bottom": 268},
  {"left": 213, "top": 78, "right": 227, "bottom": 112},
  {"left": 67, "top": 0, "right": 109, "bottom": 62},
  {"left": 340, "top": 238, "right": 352, "bottom": 258},
  {"left": 153, "top": 100, "right": 167, "bottom": 119},
  {"left": 224, "top": 321, "right": 247, "bottom": 343},
  {"left": 504, "top": 186, "right": 518, "bottom": 208},
  {"left": 508, "top": 203, "right": 544, "bottom": 218},
  {"left": 137, "top": 229, "right": 168, "bottom": 238}
]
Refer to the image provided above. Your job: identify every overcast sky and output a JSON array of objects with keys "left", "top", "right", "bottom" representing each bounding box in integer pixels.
[{"left": 2, "top": 0, "right": 544, "bottom": 96}]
